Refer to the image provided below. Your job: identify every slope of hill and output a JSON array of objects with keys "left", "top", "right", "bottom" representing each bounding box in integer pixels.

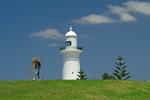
[{"left": 0, "top": 80, "right": 150, "bottom": 100}]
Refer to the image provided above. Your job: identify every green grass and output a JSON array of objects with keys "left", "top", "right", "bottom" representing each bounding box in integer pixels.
[{"left": 0, "top": 80, "right": 150, "bottom": 100}]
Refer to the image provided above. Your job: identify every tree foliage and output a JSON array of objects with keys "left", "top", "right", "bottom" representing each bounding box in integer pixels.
[
  {"left": 102, "top": 72, "right": 114, "bottom": 80},
  {"left": 77, "top": 69, "right": 87, "bottom": 80},
  {"left": 112, "top": 56, "right": 131, "bottom": 80}
]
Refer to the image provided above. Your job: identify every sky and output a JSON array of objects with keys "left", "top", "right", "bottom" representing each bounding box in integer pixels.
[{"left": 0, "top": 0, "right": 150, "bottom": 80}]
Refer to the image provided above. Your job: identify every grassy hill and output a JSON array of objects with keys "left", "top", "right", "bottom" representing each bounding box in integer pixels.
[{"left": 0, "top": 80, "right": 150, "bottom": 100}]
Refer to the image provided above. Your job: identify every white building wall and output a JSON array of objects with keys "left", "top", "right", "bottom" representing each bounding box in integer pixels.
[
  {"left": 66, "top": 36, "right": 77, "bottom": 48},
  {"left": 63, "top": 59, "right": 80, "bottom": 80},
  {"left": 61, "top": 50, "right": 81, "bottom": 80}
]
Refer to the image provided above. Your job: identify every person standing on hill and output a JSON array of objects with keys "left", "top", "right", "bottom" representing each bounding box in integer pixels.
[{"left": 32, "top": 57, "right": 41, "bottom": 80}]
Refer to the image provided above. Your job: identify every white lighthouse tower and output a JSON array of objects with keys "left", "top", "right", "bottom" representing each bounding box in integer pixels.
[{"left": 60, "top": 27, "right": 82, "bottom": 80}]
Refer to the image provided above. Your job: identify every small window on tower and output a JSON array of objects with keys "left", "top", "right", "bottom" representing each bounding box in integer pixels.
[
  {"left": 65, "top": 41, "right": 71, "bottom": 46},
  {"left": 72, "top": 72, "right": 74, "bottom": 74}
]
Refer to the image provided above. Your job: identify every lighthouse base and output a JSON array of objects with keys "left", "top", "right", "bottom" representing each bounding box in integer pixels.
[{"left": 63, "top": 59, "right": 80, "bottom": 80}]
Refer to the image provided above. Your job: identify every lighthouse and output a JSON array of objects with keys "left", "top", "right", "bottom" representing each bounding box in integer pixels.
[{"left": 60, "top": 27, "right": 82, "bottom": 80}]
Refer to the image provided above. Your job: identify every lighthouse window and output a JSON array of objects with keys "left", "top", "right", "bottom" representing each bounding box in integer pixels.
[{"left": 65, "top": 41, "right": 71, "bottom": 46}]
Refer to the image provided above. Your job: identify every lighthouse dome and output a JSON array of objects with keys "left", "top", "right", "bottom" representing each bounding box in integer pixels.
[{"left": 65, "top": 27, "right": 77, "bottom": 37}]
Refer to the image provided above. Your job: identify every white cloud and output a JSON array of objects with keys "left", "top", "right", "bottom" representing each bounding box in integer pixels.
[
  {"left": 119, "top": 13, "right": 137, "bottom": 22},
  {"left": 124, "top": 1, "right": 150, "bottom": 15},
  {"left": 109, "top": 5, "right": 127, "bottom": 14},
  {"left": 31, "top": 28, "right": 64, "bottom": 40},
  {"left": 72, "top": 1, "right": 150, "bottom": 24},
  {"left": 109, "top": 1, "right": 150, "bottom": 22},
  {"left": 73, "top": 14, "right": 114, "bottom": 24},
  {"left": 109, "top": 5, "right": 137, "bottom": 22}
]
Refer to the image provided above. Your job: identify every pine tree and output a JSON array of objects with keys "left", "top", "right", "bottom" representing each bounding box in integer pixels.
[
  {"left": 77, "top": 69, "right": 87, "bottom": 80},
  {"left": 112, "top": 56, "right": 131, "bottom": 80}
]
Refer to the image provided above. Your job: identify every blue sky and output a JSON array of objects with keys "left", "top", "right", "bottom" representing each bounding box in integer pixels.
[{"left": 0, "top": 0, "right": 150, "bottom": 80}]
